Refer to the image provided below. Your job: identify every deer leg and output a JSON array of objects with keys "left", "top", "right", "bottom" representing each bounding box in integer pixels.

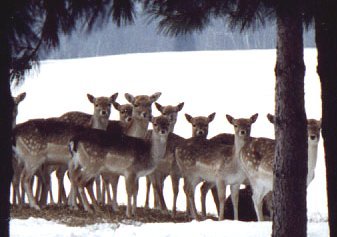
[
  {"left": 132, "top": 178, "right": 139, "bottom": 216},
  {"left": 110, "top": 174, "right": 120, "bottom": 212},
  {"left": 67, "top": 160, "right": 79, "bottom": 210},
  {"left": 95, "top": 175, "right": 102, "bottom": 205},
  {"left": 78, "top": 185, "right": 93, "bottom": 214},
  {"left": 56, "top": 167, "right": 67, "bottom": 205},
  {"left": 125, "top": 174, "right": 135, "bottom": 218},
  {"left": 86, "top": 179, "right": 100, "bottom": 212},
  {"left": 251, "top": 186, "right": 265, "bottom": 221},
  {"left": 200, "top": 182, "right": 213, "bottom": 217},
  {"left": 183, "top": 178, "right": 199, "bottom": 220},
  {"left": 144, "top": 176, "right": 151, "bottom": 209},
  {"left": 101, "top": 175, "right": 108, "bottom": 205},
  {"left": 155, "top": 175, "right": 168, "bottom": 212},
  {"left": 216, "top": 180, "right": 226, "bottom": 221},
  {"left": 230, "top": 184, "right": 240, "bottom": 220},
  {"left": 22, "top": 168, "right": 40, "bottom": 210},
  {"left": 171, "top": 173, "right": 179, "bottom": 217}
]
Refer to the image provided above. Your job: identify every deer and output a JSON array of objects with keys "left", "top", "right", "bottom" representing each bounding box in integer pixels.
[
  {"left": 175, "top": 114, "right": 257, "bottom": 221},
  {"left": 144, "top": 112, "right": 216, "bottom": 217},
  {"left": 80, "top": 92, "right": 161, "bottom": 212},
  {"left": 237, "top": 114, "right": 321, "bottom": 221},
  {"left": 100, "top": 101, "right": 133, "bottom": 209},
  {"left": 143, "top": 102, "right": 184, "bottom": 210},
  {"left": 11, "top": 92, "right": 26, "bottom": 206},
  {"left": 13, "top": 93, "right": 119, "bottom": 210},
  {"left": 68, "top": 115, "right": 171, "bottom": 217}
]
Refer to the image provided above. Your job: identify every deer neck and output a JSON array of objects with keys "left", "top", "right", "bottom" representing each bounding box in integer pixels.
[
  {"left": 126, "top": 118, "right": 149, "bottom": 138},
  {"left": 307, "top": 142, "right": 318, "bottom": 186},
  {"left": 150, "top": 132, "right": 168, "bottom": 165},
  {"left": 234, "top": 135, "right": 248, "bottom": 158},
  {"left": 90, "top": 116, "right": 109, "bottom": 130}
]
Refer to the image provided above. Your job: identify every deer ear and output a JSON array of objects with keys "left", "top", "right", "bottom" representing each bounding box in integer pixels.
[
  {"left": 226, "top": 114, "right": 234, "bottom": 125},
  {"left": 87, "top": 94, "right": 95, "bottom": 103},
  {"left": 155, "top": 102, "right": 163, "bottom": 113},
  {"left": 112, "top": 101, "right": 120, "bottom": 110},
  {"left": 177, "top": 102, "right": 184, "bottom": 112},
  {"left": 150, "top": 92, "right": 162, "bottom": 103},
  {"left": 15, "top": 92, "right": 26, "bottom": 103},
  {"left": 208, "top": 112, "right": 216, "bottom": 123},
  {"left": 125, "top": 93, "right": 135, "bottom": 104},
  {"left": 109, "top": 93, "right": 118, "bottom": 103},
  {"left": 250, "top": 113, "right": 259, "bottom": 123},
  {"left": 267, "top": 113, "right": 275, "bottom": 124},
  {"left": 185, "top": 113, "right": 192, "bottom": 123}
]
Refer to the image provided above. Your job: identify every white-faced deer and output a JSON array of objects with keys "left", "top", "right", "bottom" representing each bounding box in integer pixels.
[
  {"left": 251, "top": 114, "right": 322, "bottom": 220},
  {"left": 11, "top": 92, "right": 26, "bottom": 206},
  {"left": 267, "top": 114, "right": 321, "bottom": 186},
  {"left": 100, "top": 101, "right": 133, "bottom": 210},
  {"left": 13, "top": 93, "right": 118, "bottom": 210},
  {"left": 175, "top": 114, "right": 256, "bottom": 221},
  {"left": 144, "top": 102, "right": 184, "bottom": 211},
  {"left": 55, "top": 93, "right": 118, "bottom": 206},
  {"left": 90, "top": 92, "right": 161, "bottom": 212},
  {"left": 69, "top": 115, "right": 170, "bottom": 217},
  {"left": 144, "top": 112, "right": 215, "bottom": 216}
]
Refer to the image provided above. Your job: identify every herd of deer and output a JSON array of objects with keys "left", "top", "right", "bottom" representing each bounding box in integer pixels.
[{"left": 11, "top": 91, "right": 321, "bottom": 221}]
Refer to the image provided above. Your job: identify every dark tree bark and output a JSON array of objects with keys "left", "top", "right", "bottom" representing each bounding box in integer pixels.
[
  {"left": 272, "top": 1, "right": 307, "bottom": 237},
  {"left": 315, "top": 1, "right": 337, "bottom": 236},
  {"left": 0, "top": 3, "right": 14, "bottom": 237}
]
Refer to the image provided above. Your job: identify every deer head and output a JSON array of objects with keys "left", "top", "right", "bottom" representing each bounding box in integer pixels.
[
  {"left": 113, "top": 101, "right": 133, "bottom": 124},
  {"left": 185, "top": 112, "right": 216, "bottom": 138},
  {"left": 226, "top": 113, "right": 258, "bottom": 139},
  {"left": 155, "top": 102, "right": 184, "bottom": 132},
  {"left": 125, "top": 92, "right": 161, "bottom": 121},
  {"left": 267, "top": 113, "right": 321, "bottom": 145},
  {"left": 12, "top": 92, "right": 26, "bottom": 128},
  {"left": 87, "top": 93, "right": 118, "bottom": 119}
]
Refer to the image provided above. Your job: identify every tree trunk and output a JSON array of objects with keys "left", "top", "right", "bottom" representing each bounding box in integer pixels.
[
  {"left": 272, "top": 1, "right": 307, "bottom": 237},
  {"left": 0, "top": 3, "right": 14, "bottom": 237},
  {"left": 315, "top": 1, "right": 337, "bottom": 236}
]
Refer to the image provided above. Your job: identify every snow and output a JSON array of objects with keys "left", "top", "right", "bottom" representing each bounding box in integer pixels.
[{"left": 11, "top": 49, "right": 328, "bottom": 236}]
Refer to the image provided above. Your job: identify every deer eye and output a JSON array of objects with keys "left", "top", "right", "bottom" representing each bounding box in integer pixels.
[
  {"left": 193, "top": 124, "right": 196, "bottom": 127},
  {"left": 234, "top": 125, "right": 238, "bottom": 128}
]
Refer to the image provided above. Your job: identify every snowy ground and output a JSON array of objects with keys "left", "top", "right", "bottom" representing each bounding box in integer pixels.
[{"left": 11, "top": 49, "right": 329, "bottom": 236}]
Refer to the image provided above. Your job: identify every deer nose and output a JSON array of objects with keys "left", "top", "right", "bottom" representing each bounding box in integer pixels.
[
  {"left": 160, "top": 130, "right": 167, "bottom": 135},
  {"left": 310, "top": 135, "right": 316, "bottom": 140},
  {"left": 197, "top": 130, "right": 204, "bottom": 135},
  {"left": 126, "top": 117, "right": 132, "bottom": 122},
  {"left": 240, "top": 130, "right": 246, "bottom": 136},
  {"left": 101, "top": 110, "right": 107, "bottom": 116}
]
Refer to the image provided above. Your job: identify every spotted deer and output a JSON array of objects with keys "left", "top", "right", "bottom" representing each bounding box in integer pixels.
[
  {"left": 144, "top": 112, "right": 216, "bottom": 217},
  {"left": 144, "top": 102, "right": 184, "bottom": 210},
  {"left": 11, "top": 92, "right": 26, "bottom": 206},
  {"left": 100, "top": 101, "right": 133, "bottom": 209},
  {"left": 69, "top": 115, "right": 170, "bottom": 217},
  {"left": 85, "top": 92, "right": 161, "bottom": 211},
  {"left": 39, "top": 93, "right": 119, "bottom": 206},
  {"left": 13, "top": 93, "right": 118, "bottom": 210},
  {"left": 175, "top": 114, "right": 257, "bottom": 220},
  {"left": 238, "top": 114, "right": 321, "bottom": 221}
]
